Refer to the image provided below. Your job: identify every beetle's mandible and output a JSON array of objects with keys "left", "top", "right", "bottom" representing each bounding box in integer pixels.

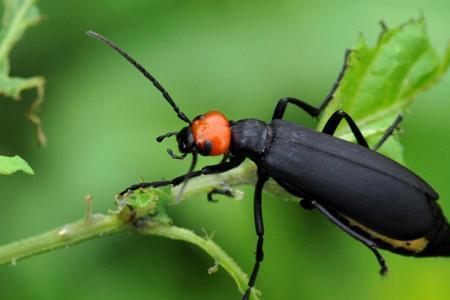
[{"left": 87, "top": 31, "right": 449, "bottom": 300}]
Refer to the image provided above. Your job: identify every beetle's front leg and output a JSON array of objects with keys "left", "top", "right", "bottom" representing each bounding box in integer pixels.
[{"left": 119, "top": 156, "right": 245, "bottom": 196}]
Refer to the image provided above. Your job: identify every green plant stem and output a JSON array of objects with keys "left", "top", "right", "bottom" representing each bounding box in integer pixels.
[
  {"left": 0, "top": 213, "right": 126, "bottom": 266},
  {"left": 141, "top": 224, "right": 260, "bottom": 299},
  {"left": 0, "top": 214, "right": 260, "bottom": 300}
]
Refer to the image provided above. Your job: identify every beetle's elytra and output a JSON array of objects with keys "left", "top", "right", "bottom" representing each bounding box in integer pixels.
[{"left": 87, "top": 31, "right": 449, "bottom": 300}]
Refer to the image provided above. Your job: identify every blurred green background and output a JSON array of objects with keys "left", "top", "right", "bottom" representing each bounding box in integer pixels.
[{"left": 1, "top": 0, "right": 449, "bottom": 299}]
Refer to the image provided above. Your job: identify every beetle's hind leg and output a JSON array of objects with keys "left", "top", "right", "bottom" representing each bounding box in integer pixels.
[
  {"left": 309, "top": 199, "right": 388, "bottom": 276},
  {"left": 272, "top": 49, "right": 352, "bottom": 121}
]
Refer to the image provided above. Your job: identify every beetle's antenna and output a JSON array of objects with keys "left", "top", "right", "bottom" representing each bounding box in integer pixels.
[
  {"left": 86, "top": 31, "right": 191, "bottom": 124},
  {"left": 176, "top": 151, "right": 198, "bottom": 203}
]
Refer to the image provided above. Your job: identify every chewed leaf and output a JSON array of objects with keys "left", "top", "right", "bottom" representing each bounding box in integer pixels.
[
  {"left": 317, "top": 18, "right": 450, "bottom": 162},
  {"left": 0, "top": 0, "right": 46, "bottom": 146},
  {"left": 0, "top": 155, "right": 34, "bottom": 175}
]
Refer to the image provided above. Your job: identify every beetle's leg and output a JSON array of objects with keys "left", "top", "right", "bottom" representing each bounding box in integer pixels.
[
  {"left": 272, "top": 49, "right": 352, "bottom": 121},
  {"left": 322, "top": 110, "right": 369, "bottom": 148},
  {"left": 207, "top": 187, "right": 234, "bottom": 202},
  {"left": 319, "top": 49, "right": 352, "bottom": 112},
  {"left": 272, "top": 97, "right": 321, "bottom": 120},
  {"left": 119, "top": 156, "right": 245, "bottom": 196},
  {"left": 206, "top": 154, "right": 233, "bottom": 202},
  {"left": 372, "top": 115, "right": 403, "bottom": 151},
  {"left": 242, "top": 173, "right": 269, "bottom": 300},
  {"left": 310, "top": 200, "right": 388, "bottom": 275}
]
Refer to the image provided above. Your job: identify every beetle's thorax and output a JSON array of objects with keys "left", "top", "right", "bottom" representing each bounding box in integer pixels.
[{"left": 230, "top": 119, "right": 269, "bottom": 160}]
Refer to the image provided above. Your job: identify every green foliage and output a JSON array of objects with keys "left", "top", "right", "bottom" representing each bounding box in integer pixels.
[
  {"left": 0, "top": 154, "right": 34, "bottom": 175},
  {"left": 318, "top": 17, "right": 450, "bottom": 163},
  {"left": 0, "top": 0, "right": 46, "bottom": 145},
  {"left": 0, "top": 0, "right": 46, "bottom": 176}
]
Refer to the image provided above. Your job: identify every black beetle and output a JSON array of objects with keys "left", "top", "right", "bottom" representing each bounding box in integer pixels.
[{"left": 87, "top": 31, "right": 449, "bottom": 300}]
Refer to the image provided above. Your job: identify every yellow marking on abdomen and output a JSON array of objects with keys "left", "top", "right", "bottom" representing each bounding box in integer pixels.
[{"left": 346, "top": 217, "right": 429, "bottom": 253}]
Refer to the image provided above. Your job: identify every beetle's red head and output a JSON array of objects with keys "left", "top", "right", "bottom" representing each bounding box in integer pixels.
[
  {"left": 191, "top": 111, "right": 231, "bottom": 156},
  {"left": 156, "top": 111, "right": 231, "bottom": 158}
]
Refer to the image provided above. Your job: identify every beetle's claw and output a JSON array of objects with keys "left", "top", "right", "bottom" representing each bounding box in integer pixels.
[
  {"left": 207, "top": 188, "right": 234, "bottom": 203},
  {"left": 207, "top": 193, "right": 219, "bottom": 203}
]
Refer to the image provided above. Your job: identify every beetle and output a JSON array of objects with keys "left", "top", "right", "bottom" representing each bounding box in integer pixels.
[{"left": 87, "top": 31, "right": 450, "bottom": 300}]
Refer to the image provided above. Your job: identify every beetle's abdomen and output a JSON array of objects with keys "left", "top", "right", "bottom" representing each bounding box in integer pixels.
[{"left": 264, "top": 120, "right": 440, "bottom": 240}]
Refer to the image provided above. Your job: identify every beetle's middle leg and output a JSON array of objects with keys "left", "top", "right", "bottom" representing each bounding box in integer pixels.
[
  {"left": 310, "top": 199, "right": 389, "bottom": 275},
  {"left": 242, "top": 172, "right": 269, "bottom": 300},
  {"left": 322, "top": 110, "right": 369, "bottom": 147},
  {"left": 272, "top": 49, "right": 352, "bottom": 121},
  {"left": 322, "top": 111, "right": 404, "bottom": 151}
]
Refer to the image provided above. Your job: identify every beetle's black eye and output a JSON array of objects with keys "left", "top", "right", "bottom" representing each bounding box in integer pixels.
[
  {"left": 176, "top": 126, "right": 194, "bottom": 153},
  {"left": 198, "top": 140, "right": 213, "bottom": 156}
]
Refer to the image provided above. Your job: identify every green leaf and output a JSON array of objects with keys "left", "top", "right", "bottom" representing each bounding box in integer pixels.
[
  {"left": 317, "top": 18, "right": 450, "bottom": 163},
  {"left": 0, "top": 155, "right": 34, "bottom": 175},
  {"left": 0, "top": 0, "right": 46, "bottom": 146}
]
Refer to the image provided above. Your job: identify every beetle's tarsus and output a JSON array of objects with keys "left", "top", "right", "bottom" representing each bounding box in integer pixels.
[
  {"left": 372, "top": 115, "right": 403, "bottom": 151},
  {"left": 380, "top": 264, "right": 389, "bottom": 276},
  {"left": 207, "top": 188, "right": 234, "bottom": 202}
]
